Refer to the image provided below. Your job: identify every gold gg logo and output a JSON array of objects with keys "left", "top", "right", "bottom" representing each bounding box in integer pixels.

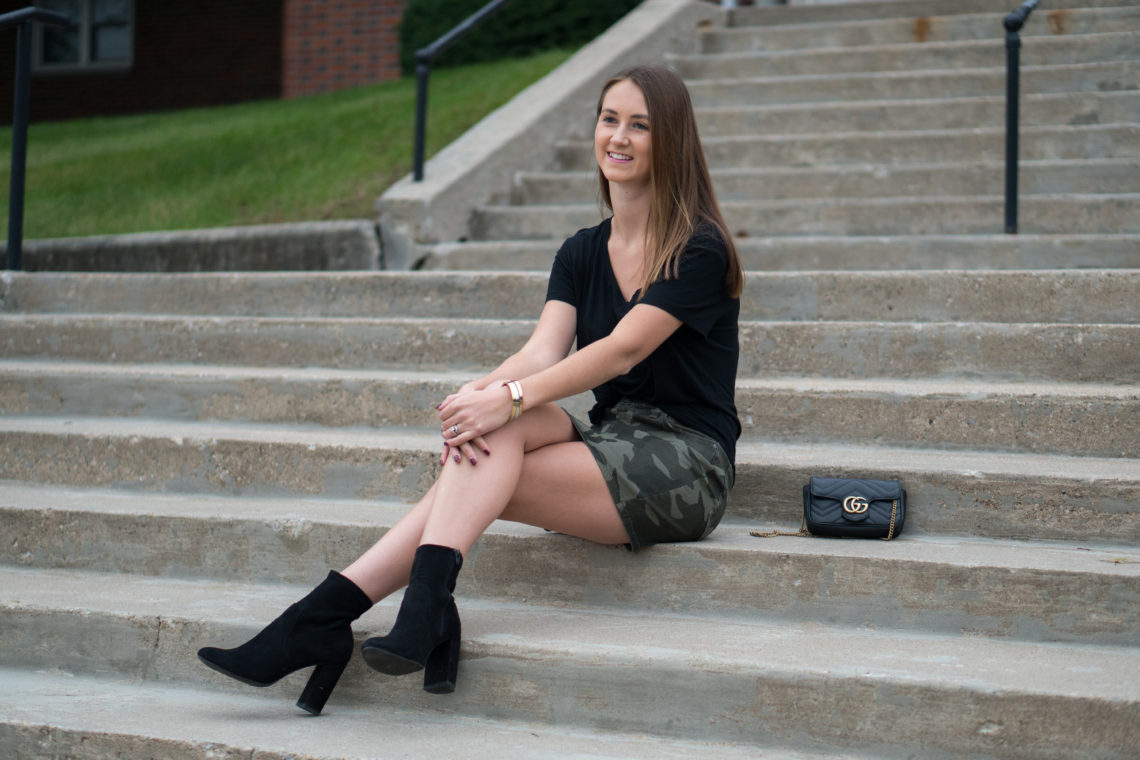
[{"left": 843, "top": 496, "right": 870, "bottom": 514}]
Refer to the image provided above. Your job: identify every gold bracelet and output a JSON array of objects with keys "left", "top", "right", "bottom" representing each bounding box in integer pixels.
[{"left": 502, "top": 380, "right": 523, "bottom": 421}]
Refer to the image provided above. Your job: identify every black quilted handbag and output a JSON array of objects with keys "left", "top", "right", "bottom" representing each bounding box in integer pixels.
[{"left": 752, "top": 477, "right": 906, "bottom": 541}]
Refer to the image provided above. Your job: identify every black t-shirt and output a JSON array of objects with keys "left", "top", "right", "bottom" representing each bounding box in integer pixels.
[{"left": 545, "top": 217, "right": 741, "bottom": 464}]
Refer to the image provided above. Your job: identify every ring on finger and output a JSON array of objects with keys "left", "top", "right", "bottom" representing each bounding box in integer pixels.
[{"left": 449, "top": 424, "right": 460, "bottom": 436}]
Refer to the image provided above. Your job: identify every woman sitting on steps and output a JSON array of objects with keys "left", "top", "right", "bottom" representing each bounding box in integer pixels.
[{"left": 197, "top": 63, "right": 744, "bottom": 715}]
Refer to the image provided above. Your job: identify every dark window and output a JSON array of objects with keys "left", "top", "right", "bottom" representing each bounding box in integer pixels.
[{"left": 35, "top": 0, "right": 133, "bottom": 71}]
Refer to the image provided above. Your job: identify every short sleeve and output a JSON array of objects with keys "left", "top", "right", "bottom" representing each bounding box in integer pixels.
[
  {"left": 545, "top": 236, "right": 580, "bottom": 307},
  {"left": 638, "top": 231, "right": 730, "bottom": 337}
]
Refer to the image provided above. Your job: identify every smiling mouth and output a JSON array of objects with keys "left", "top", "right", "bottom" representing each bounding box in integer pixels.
[{"left": 607, "top": 152, "right": 633, "bottom": 162}]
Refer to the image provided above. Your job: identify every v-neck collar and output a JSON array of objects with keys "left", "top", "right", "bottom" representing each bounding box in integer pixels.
[{"left": 602, "top": 218, "right": 643, "bottom": 305}]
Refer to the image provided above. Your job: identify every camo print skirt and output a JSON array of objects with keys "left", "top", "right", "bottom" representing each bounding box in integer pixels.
[{"left": 567, "top": 399, "right": 734, "bottom": 551}]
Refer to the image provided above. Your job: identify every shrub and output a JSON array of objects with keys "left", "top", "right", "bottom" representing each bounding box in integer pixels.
[{"left": 399, "top": 0, "right": 643, "bottom": 74}]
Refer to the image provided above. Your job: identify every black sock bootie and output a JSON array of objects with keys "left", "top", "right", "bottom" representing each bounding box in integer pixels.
[
  {"left": 197, "top": 570, "right": 373, "bottom": 715},
  {"left": 360, "top": 544, "right": 463, "bottom": 694}
]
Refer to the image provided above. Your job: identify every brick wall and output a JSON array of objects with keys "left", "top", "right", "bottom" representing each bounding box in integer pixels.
[
  {"left": 0, "top": 0, "right": 286, "bottom": 123},
  {"left": 0, "top": 0, "right": 409, "bottom": 123},
  {"left": 282, "top": 0, "right": 406, "bottom": 98}
]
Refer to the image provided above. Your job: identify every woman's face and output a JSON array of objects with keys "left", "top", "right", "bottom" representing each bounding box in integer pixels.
[{"left": 595, "top": 79, "right": 652, "bottom": 189}]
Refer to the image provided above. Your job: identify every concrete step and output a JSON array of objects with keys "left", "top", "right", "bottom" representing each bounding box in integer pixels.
[
  {"left": 6, "top": 313, "right": 1138, "bottom": 383},
  {"left": 711, "top": 6, "right": 1140, "bottom": 51},
  {"left": 4, "top": 315, "right": 1136, "bottom": 382},
  {"left": 514, "top": 159, "right": 1140, "bottom": 204},
  {"left": 733, "top": 0, "right": 1140, "bottom": 28},
  {"left": 0, "top": 271, "right": 551, "bottom": 320},
  {"left": 3, "top": 362, "right": 1134, "bottom": 456},
  {"left": 1, "top": 418, "right": 1137, "bottom": 543},
  {"left": 418, "top": 234, "right": 1140, "bottom": 271},
  {"left": 0, "top": 361, "right": 580, "bottom": 433},
  {"left": 686, "top": 61, "right": 1140, "bottom": 107},
  {"left": 735, "top": 319, "right": 1139, "bottom": 383},
  {"left": 555, "top": 125, "right": 1140, "bottom": 171},
  {"left": 0, "top": 667, "right": 795, "bottom": 760},
  {"left": 733, "top": 376, "right": 1139, "bottom": 458},
  {"left": 676, "top": 32, "right": 1139, "bottom": 80},
  {"left": 3, "top": 484, "right": 1138, "bottom": 644},
  {"left": 0, "top": 270, "right": 550, "bottom": 320},
  {"left": 2, "top": 568, "right": 1137, "bottom": 758},
  {"left": 7, "top": 270, "right": 1137, "bottom": 323},
  {"left": 0, "top": 314, "right": 532, "bottom": 372},
  {"left": 471, "top": 195, "right": 1140, "bottom": 240},
  {"left": 693, "top": 91, "right": 1140, "bottom": 137}
]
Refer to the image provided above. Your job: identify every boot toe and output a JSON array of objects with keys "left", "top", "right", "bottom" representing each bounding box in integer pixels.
[
  {"left": 360, "top": 639, "right": 424, "bottom": 676},
  {"left": 197, "top": 648, "right": 275, "bottom": 687}
]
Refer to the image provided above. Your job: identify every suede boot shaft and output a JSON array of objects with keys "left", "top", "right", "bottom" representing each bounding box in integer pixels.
[
  {"left": 197, "top": 570, "right": 372, "bottom": 714},
  {"left": 360, "top": 544, "right": 463, "bottom": 693}
]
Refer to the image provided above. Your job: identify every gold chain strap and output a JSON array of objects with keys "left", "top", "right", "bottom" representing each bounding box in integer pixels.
[
  {"left": 750, "top": 498, "right": 899, "bottom": 541},
  {"left": 749, "top": 511, "right": 811, "bottom": 538},
  {"left": 882, "top": 499, "right": 898, "bottom": 541}
]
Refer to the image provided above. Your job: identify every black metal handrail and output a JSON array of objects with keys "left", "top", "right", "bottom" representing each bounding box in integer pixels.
[
  {"left": 2, "top": 6, "right": 70, "bottom": 270},
  {"left": 1003, "top": 0, "right": 1040, "bottom": 234},
  {"left": 411, "top": 0, "right": 514, "bottom": 182}
]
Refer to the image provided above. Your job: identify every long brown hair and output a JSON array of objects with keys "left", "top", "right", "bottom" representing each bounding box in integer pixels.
[{"left": 596, "top": 65, "right": 743, "bottom": 299}]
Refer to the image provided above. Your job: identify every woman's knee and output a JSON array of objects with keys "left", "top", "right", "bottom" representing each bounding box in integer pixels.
[{"left": 486, "top": 403, "right": 576, "bottom": 450}]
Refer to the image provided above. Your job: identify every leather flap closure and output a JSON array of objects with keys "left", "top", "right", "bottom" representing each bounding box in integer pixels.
[{"left": 808, "top": 477, "right": 902, "bottom": 503}]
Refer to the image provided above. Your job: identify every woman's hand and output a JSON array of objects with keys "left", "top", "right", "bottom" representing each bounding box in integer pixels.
[{"left": 436, "top": 383, "right": 513, "bottom": 466}]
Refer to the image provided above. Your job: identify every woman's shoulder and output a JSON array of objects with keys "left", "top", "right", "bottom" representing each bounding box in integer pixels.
[
  {"left": 561, "top": 218, "right": 611, "bottom": 250},
  {"left": 687, "top": 221, "right": 727, "bottom": 254},
  {"left": 556, "top": 218, "right": 612, "bottom": 269}
]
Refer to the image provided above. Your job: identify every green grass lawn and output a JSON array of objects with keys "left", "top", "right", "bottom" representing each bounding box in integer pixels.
[{"left": 0, "top": 49, "right": 571, "bottom": 240}]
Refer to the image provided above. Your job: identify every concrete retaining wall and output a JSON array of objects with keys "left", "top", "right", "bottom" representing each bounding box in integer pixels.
[{"left": 4, "top": 220, "right": 382, "bottom": 272}]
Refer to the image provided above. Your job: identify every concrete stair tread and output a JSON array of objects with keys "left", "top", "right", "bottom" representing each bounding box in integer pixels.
[
  {"left": 427, "top": 232, "right": 1140, "bottom": 247},
  {"left": 482, "top": 193, "right": 1140, "bottom": 212},
  {"left": 0, "top": 667, "right": 783, "bottom": 760},
  {"left": 716, "top": 7, "right": 1140, "bottom": 44},
  {"left": 686, "top": 59, "right": 1139, "bottom": 86},
  {"left": 679, "top": 30, "right": 1140, "bottom": 61},
  {"left": 473, "top": 197, "right": 1140, "bottom": 239},
  {"left": 0, "top": 358, "right": 477, "bottom": 384},
  {"left": 9, "top": 313, "right": 1139, "bottom": 328},
  {"left": 3, "top": 564, "right": 1138, "bottom": 703},
  {"left": 2, "top": 414, "right": 1138, "bottom": 482},
  {"left": 2, "top": 358, "right": 1135, "bottom": 399},
  {"left": 520, "top": 157, "right": 1140, "bottom": 181},
  {"left": 559, "top": 122, "right": 1140, "bottom": 148},
  {"left": 675, "top": 32, "right": 1140, "bottom": 79},
  {"left": 3, "top": 480, "right": 1138, "bottom": 580},
  {"left": 687, "top": 91, "right": 1140, "bottom": 135},
  {"left": 690, "top": 89, "right": 1140, "bottom": 112},
  {"left": 9, "top": 266, "right": 1140, "bottom": 318},
  {"left": 5, "top": 317, "right": 1135, "bottom": 382},
  {"left": 730, "top": 1, "right": 1140, "bottom": 28}
]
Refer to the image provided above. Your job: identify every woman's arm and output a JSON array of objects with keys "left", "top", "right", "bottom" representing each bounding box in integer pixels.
[
  {"left": 519, "top": 302, "right": 681, "bottom": 410},
  {"left": 438, "top": 302, "right": 682, "bottom": 448},
  {"left": 455, "top": 300, "right": 578, "bottom": 394},
  {"left": 434, "top": 300, "right": 577, "bottom": 463}
]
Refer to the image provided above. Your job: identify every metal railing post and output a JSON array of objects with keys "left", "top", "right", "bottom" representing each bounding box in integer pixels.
[
  {"left": 7, "top": 20, "right": 33, "bottom": 269},
  {"left": 413, "top": 61, "right": 430, "bottom": 182},
  {"left": 1003, "top": 0, "right": 1040, "bottom": 235},
  {"left": 2, "top": 6, "right": 70, "bottom": 270},
  {"left": 409, "top": 0, "right": 514, "bottom": 182}
]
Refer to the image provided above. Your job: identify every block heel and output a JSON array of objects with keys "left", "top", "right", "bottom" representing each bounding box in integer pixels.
[
  {"left": 361, "top": 545, "right": 464, "bottom": 695},
  {"left": 423, "top": 633, "right": 461, "bottom": 694},
  {"left": 297, "top": 657, "right": 350, "bottom": 715}
]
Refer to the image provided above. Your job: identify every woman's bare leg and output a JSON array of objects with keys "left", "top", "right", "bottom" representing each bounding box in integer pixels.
[
  {"left": 341, "top": 404, "right": 626, "bottom": 601},
  {"left": 419, "top": 403, "right": 627, "bottom": 551},
  {"left": 341, "top": 483, "right": 438, "bottom": 603}
]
